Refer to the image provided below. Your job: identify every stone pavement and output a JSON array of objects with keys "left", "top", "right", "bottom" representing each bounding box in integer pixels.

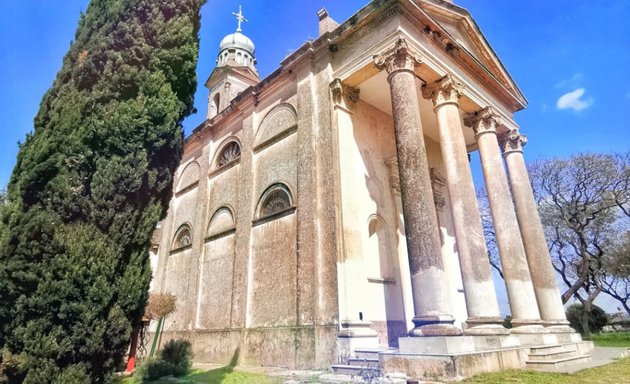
[{"left": 553, "top": 346, "right": 630, "bottom": 374}]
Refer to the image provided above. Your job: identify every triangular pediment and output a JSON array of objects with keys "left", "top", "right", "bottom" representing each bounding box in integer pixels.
[
  {"left": 205, "top": 65, "right": 260, "bottom": 90},
  {"left": 418, "top": 0, "right": 525, "bottom": 104}
]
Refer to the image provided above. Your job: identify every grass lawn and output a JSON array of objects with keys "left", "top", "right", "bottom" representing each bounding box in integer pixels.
[
  {"left": 592, "top": 332, "right": 630, "bottom": 348},
  {"left": 461, "top": 357, "right": 630, "bottom": 384},
  {"left": 119, "top": 366, "right": 277, "bottom": 384},
  {"left": 120, "top": 357, "right": 630, "bottom": 384}
]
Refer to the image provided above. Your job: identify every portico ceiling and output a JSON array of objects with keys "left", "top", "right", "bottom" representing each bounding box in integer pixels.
[{"left": 358, "top": 70, "right": 477, "bottom": 148}]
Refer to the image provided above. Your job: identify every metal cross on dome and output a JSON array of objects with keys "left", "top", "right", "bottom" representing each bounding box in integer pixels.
[{"left": 232, "top": 5, "right": 248, "bottom": 33}]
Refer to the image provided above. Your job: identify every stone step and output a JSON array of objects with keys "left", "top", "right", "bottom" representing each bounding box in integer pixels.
[
  {"left": 330, "top": 364, "right": 378, "bottom": 375},
  {"left": 348, "top": 357, "right": 380, "bottom": 367},
  {"left": 526, "top": 355, "right": 591, "bottom": 370},
  {"left": 319, "top": 372, "right": 407, "bottom": 384},
  {"left": 529, "top": 344, "right": 575, "bottom": 355},
  {"left": 528, "top": 349, "right": 580, "bottom": 361},
  {"left": 353, "top": 348, "right": 388, "bottom": 359}
]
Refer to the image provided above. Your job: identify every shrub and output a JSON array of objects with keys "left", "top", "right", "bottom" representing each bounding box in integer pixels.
[
  {"left": 138, "top": 358, "right": 173, "bottom": 381},
  {"left": 566, "top": 304, "right": 608, "bottom": 335},
  {"left": 160, "top": 339, "right": 192, "bottom": 376},
  {"left": 0, "top": 350, "right": 26, "bottom": 384},
  {"left": 137, "top": 339, "right": 192, "bottom": 381}
]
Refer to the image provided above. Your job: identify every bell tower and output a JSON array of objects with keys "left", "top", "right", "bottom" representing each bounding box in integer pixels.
[{"left": 206, "top": 6, "right": 260, "bottom": 119}]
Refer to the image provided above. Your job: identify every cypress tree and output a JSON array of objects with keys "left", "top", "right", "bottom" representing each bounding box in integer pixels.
[{"left": 0, "top": 0, "right": 205, "bottom": 382}]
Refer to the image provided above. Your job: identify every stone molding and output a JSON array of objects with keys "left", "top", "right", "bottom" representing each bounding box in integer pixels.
[
  {"left": 373, "top": 38, "right": 423, "bottom": 78},
  {"left": 422, "top": 74, "right": 464, "bottom": 108},
  {"left": 499, "top": 130, "right": 528, "bottom": 155},
  {"left": 330, "top": 78, "right": 360, "bottom": 112},
  {"left": 464, "top": 106, "right": 500, "bottom": 138}
]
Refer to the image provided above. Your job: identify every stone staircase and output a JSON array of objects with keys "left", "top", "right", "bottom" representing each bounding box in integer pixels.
[
  {"left": 525, "top": 343, "right": 591, "bottom": 371},
  {"left": 331, "top": 348, "right": 386, "bottom": 376}
]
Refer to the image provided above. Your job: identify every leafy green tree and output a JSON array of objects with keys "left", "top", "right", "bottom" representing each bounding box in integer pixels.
[
  {"left": 566, "top": 304, "right": 608, "bottom": 338},
  {"left": 0, "top": 0, "right": 205, "bottom": 382}
]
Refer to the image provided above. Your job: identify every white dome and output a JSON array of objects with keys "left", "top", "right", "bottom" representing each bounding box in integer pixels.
[{"left": 219, "top": 31, "right": 255, "bottom": 54}]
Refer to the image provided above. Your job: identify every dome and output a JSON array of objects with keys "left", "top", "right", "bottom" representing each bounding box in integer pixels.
[{"left": 219, "top": 31, "right": 255, "bottom": 55}]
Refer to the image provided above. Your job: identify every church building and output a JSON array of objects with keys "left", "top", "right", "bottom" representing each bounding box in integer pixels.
[{"left": 150, "top": 0, "right": 591, "bottom": 379}]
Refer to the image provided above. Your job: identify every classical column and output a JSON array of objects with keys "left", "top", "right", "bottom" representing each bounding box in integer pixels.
[
  {"left": 465, "top": 108, "right": 543, "bottom": 332},
  {"left": 499, "top": 132, "right": 572, "bottom": 331},
  {"left": 374, "top": 38, "right": 461, "bottom": 336},
  {"left": 422, "top": 76, "right": 507, "bottom": 335}
]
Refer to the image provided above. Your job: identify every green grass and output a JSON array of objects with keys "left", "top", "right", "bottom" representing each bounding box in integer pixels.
[
  {"left": 119, "top": 356, "right": 630, "bottom": 384},
  {"left": 118, "top": 367, "right": 277, "bottom": 384},
  {"left": 461, "top": 357, "right": 630, "bottom": 384},
  {"left": 591, "top": 332, "right": 630, "bottom": 348}
]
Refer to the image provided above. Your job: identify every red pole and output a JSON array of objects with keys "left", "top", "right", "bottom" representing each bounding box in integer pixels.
[{"left": 126, "top": 325, "right": 141, "bottom": 373}]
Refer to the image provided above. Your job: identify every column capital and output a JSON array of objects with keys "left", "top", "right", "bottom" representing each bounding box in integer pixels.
[
  {"left": 421, "top": 74, "right": 464, "bottom": 108},
  {"left": 330, "top": 78, "right": 360, "bottom": 112},
  {"left": 499, "top": 130, "right": 528, "bottom": 156},
  {"left": 374, "top": 38, "right": 422, "bottom": 77},
  {"left": 464, "top": 106, "right": 500, "bottom": 138}
]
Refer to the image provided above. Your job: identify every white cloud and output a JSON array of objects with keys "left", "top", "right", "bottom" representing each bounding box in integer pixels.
[{"left": 556, "top": 88, "right": 593, "bottom": 111}]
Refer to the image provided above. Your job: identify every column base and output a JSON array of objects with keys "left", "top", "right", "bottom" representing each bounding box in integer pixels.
[
  {"left": 338, "top": 319, "right": 379, "bottom": 338},
  {"left": 410, "top": 314, "right": 462, "bottom": 336},
  {"left": 398, "top": 334, "right": 520, "bottom": 354},
  {"left": 510, "top": 319, "right": 547, "bottom": 334},
  {"left": 463, "top": 317, "right": 510, "bottom": 335},
  {"left": 336, "top": 319, "right": 380, "bottom": 364},
  {"left": 543, "top": 320, "right": 575, "bottom": 333}
]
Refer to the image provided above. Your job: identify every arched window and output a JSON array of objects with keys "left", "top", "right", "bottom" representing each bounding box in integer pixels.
[
  {"left": 217, "top": 141, "right": 241, "bottom": 167},
  {"left": 258, "top": 183, "right": 293, "bottom": 219},
  {"left": 172, "top": 224, "right": 193, "bottom": 251}
]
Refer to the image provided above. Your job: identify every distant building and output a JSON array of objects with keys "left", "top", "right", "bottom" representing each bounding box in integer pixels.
[{"left": 150, "top": 0, "right": 590, "bottom": 380}]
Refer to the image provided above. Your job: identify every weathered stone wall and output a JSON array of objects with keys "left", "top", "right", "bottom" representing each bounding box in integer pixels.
[{"left": 153, "top": 56, "right": 339, "bottom": 368}]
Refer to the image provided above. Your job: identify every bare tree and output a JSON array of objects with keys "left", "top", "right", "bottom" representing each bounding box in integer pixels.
[
  {"left": 477, "top": 153, "right": 628, "bottom": 336},
  {"left": 477, "top": 187, "right": 503, "bottom": 279},
  {"left": 599, "top": 231, "right": 630, "bottom": 315},
  {"left": 528, "top": 153, "right": 629, "bottom": 337}
]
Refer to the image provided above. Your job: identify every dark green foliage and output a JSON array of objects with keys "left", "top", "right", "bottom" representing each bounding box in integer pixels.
[
  {"left": 159, "top": 339, "right": 193, "bottom": 377},
  {"left": 137, "top": 339, "right": 192, "bottom": 381},
  {"left": 0, "top": 0, "right": 205, "bottom": 382},
  {"left": 566, "top": 304, "right": 608, "bottom": 336}
]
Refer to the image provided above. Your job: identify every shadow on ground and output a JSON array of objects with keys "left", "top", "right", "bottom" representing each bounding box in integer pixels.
[{"left": 187, "top": 348, "right": 242, "bottom": 383}]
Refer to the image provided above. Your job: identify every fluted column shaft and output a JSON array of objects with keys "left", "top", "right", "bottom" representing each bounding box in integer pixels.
[
  {"left": 500, "top": 133, "right": 570, "bottom": 330},
  {"left": 375, "top": 39, "right": 460, "bottom": 336},
  {"left": 465, "top": 108, "right": 543, "bottom": 331},
  {"left": 422, "top": 76, "right": 506, "bottom": 335}
]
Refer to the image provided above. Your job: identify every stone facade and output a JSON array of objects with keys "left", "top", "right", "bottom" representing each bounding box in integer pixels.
[{"left": 150, "top": 0, "right": 584, "bottom": 378}]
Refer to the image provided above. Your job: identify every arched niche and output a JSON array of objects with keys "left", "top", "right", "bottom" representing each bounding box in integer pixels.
[
  {"left": 256, "top": 183, "right": 294, "bottom": 220},
  {"left": 207, "top": 206, "right": 236, "bottom": 239},
  {"left": 176, "top": 161, "right": 200, "bottom": 193},
  {"left": 171, "top": 223, "right": 193, "bottom": 252},
  {"left": 254, "top": 103, "right": 297, "bottom": 149}
]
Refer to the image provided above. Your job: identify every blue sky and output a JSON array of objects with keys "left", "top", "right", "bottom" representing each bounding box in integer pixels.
[
  {"left": 1, "top": 0, "right": 628, "bottom": 188},
  {"left": 0, "top": 1, "right": 628, "bottom": 313}
]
